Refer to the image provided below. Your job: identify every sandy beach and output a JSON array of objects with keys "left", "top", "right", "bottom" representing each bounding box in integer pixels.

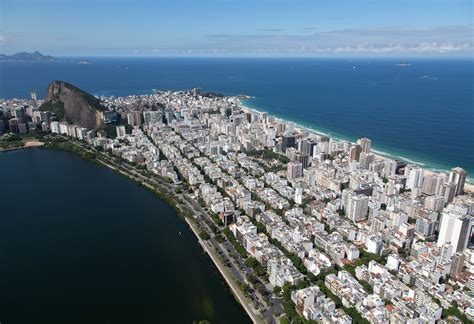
[
  {"left": 238, "top": 101, "right": 473, "bottom": 194},
  {"left": 23, "top": 140, "right": 45, "bottom": 148}
]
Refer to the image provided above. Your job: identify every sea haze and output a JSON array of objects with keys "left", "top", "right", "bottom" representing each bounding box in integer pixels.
[{"left": 1, "top": 57, "right": 473, "bottom": 179}]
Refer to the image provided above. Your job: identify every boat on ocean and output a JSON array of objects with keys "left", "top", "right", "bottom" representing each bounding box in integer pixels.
[{"left": 396, "top": 61, "right": 411, "bottom": 67}]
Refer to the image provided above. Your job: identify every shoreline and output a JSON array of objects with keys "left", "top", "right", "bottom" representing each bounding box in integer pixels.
[
  {"left": 0, "top": 139, "right": 45, "bottom": 152},
  {"left": 236, "top": 98, "right": 474, "bottom": 193},
  {"left": 93, "top": 152, "right": 260, "bottom": 322},
  {"left": 184, "top": 217, "right": 259, "bottom": 324},
  {"left": 37, "top": 143, "right": 259, "bottom": 323}
]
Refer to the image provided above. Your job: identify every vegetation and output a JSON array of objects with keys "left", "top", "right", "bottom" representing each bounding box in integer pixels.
[
  {"left": 199, "top": 231, "right": 210, "bottom": 240},
  {"left": 210, "top": 212, "right": 224, "bottom": 226},
  {"left": 244, "top": 257, "right": 268, "bottom": 279},
  {"left": 63, "top": 82, "right": 107, "bottom": 112},
  {"left": 0, "top": 134, "right": 24, "bottom": 150},
  {"left": 442, "top": 306, "right": 472, "bottom": 323},
  {"left": 280, "top": 283, "right": 318, "bottom": 323},
  {"left": 103, "top": 121, "right": 132, "bottom": 139},
  {"left": 247, "top": 149, "right": 290, "bottom": 164},
  {"left": 223, "top": 227, "right": 248, "bottom": 258},
  {"left": 268, "top": 236, "right": 307, "bottom": 275},
  {"left": 39, "top": 100, "right": 65, "bottom": 120},
  {"left": 203, "top": 92, "right": 225, "bottom": 98}
]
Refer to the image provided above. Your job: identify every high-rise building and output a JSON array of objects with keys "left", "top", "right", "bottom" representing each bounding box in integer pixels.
[
  {"left": 50, "top": 121, "right": 60, "bottom": 134},
  {"left": 18, "top": 123, "right": 28, "bottom": 135},
  {"left": 59, "top": 122, "right": 69, "bottom": 135},
  {"left": 281, "top": 134, "right": 296, "bottom": 153},
  {"left": 383, "top": 159, "right": 397, "bottom": 177},
  {"left": 359, "top": 153, "right": 375, "bottom": 170},
  {"left": 441, "top": 182, "right": 457, "bottom": 204},
  {"left": 415, "top": 216, "right": 437, "bottom": 238},
  {"left": 14, "top": 107, "right": 27, "bottom": 123},
  {"left": 349, "top": 144, "right": 362, "bottom": 162},
  {"left": 357, "top": 137, "right": 372, "bottom": 154},
  {"left": 164, "top": 109, "right": 174, "bottom": 124},
  {"left": 30, "top": 91, "right": 37, "bottom": 108},
  {"left": 116, "top": 125, "right": 127, "bottom": 138},
  {"left": 8, "top": 118, "right": 20, "bottom": 133},
  {"left": 143, "top": 111, "right": 163, "bottom": 125},
  {"left": 437, "top": 212, "right": 474, "bottom": 257},
  {"left": 347, "top": 194, "right": 369, "bottom": 222},
  {"left": 439, "top": 243, "right": 454, "bottom": 263},
  {"left": 295, "top": 153, "right": 310, "bottom": 169},
  {"left": 449, "top": 167, "right": 467, "bottom": 196},
  {"left": 127, "top": 111, "right": 143, "bottom": 127},
  {"left": 294, "top": 187, "right": 303, "bottom": 205},
  {"left": 287, "top": 161, "right": 303, "bottom": 180},
  {"left": 421, "top": 175, "right": 438, "bottom": 195},
  {"left": 406, "top": 166, "right": 424, "bottom": 189},
  {"left": 298, "top": 138, "right": 317, "bottom": 157},
  {"left": 424, "top": 195, "right": 445, "bottom": 212},
  {"left": 450, "top": 253, "right": 465, "bottom": 277}
]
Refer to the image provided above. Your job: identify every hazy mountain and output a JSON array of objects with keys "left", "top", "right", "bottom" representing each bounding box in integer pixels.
[{"left": 0, "top": 51, "right": 57, "bottom": 62}]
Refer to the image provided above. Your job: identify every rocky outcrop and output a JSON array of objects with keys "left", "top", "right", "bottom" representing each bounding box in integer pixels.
[{"left": 39, "top": 81, "right": 105, "bottom": 129}]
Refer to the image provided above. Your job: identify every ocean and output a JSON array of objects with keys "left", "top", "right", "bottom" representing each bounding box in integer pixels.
[{"left": 1, "top": 57, "right": 473, "bottom": 180}]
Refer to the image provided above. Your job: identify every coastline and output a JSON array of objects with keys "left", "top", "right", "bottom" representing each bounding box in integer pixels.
[{"left": 237, "top": 98, "right": 474, "bottom": 193}]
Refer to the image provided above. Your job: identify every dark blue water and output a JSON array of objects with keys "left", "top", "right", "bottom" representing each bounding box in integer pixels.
[
  {"left": 1, "top": 58, "right": 473, "bottom": 179},
  {"left": 0, "top": 148, "right": 249, "bottom": 324}
]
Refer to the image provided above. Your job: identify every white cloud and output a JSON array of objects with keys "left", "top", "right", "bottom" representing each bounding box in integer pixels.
[
  {"left": 200, "top": 25, "right": 473, "bottom": 55},
  {"left": 0, "top": 32, "right": 10, "bottom": 44}
]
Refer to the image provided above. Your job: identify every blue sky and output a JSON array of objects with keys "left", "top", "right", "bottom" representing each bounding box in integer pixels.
[{"left": 0, "top": 0, "right": 472, "bottom": 56}]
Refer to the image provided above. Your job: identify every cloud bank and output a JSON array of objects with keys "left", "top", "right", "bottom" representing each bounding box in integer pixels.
[
  {"left": 198, "top": 26, "right": 473, "bottom": 56},
  {"left": 1, "top": 25, "right": 472, "bottom": 56}
]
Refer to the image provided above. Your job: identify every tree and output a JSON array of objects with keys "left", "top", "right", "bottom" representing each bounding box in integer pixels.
[
  {"left": 279, "top": 317, "right": 290, "bottom": 324},
  {"left": 199, "top": 231, "right": 210, "bottom": 240}
]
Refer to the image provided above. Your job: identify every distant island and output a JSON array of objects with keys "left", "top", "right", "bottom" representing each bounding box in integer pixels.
[
  {"left": 0, "top": 51, "right": 57, "bottom": 62},
  {"left": 396, "top": 61, "right": 411, "bottom": 67}
]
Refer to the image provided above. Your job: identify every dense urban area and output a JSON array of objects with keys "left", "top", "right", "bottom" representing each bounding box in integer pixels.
[{"left": 1, "top": 88, "right": 473, "bottom": 323}]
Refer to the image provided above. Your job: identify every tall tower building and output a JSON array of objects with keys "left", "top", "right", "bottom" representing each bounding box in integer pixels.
[
  {"left": 30, "top": 91, "right": 37, "bottom": 108},
  {"left": 449, "top": 167, "right": 467, "bottom": 196},
  {"left": 450, "top": 253, "right": 466, "bottom": 277},
  {"left": 406, "top": 166, "right": 424, "bottom": 190},
  {"left": 287, "top": 161, "right": 303, "bottom": 180},
  {"left": 357, "top": 137, "right": 372, "bottom": 154},
  {"left": 350, "top": 144, "right": 362, "bottom": 162},
  {"left": 421, "top": 175, "right": 438, "bottom": 195},
  {"left": 281, "top": 134, "right": 296, "bottom": 153},
  {"left": 116, "top": 125, "right": 126, "bottom": 138},
  {"left": 294, "top": 187, "right": 303, "bottom": 205},
  {"left": 437, "top": 212, "right": 474, "bottom": 257},
  {"left": 347, "top": 194, "right": 369, "bottom": 222}
]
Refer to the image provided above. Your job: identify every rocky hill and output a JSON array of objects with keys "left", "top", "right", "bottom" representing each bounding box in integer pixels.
[{"left": 39, "top": 81, "right": 105, "bottom": 129}]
